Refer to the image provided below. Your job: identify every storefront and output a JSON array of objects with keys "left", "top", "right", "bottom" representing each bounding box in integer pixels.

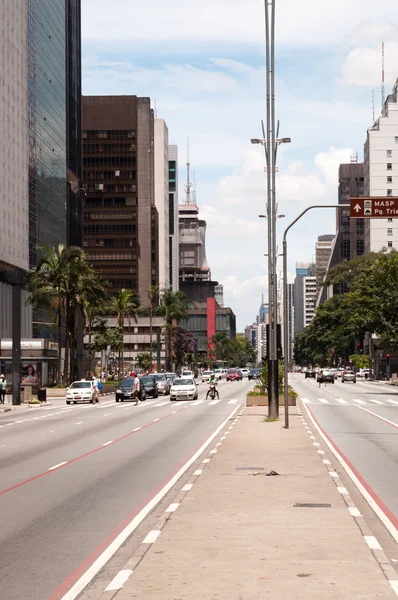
[{"left": 0, "top": 339, "right": 59, "bottom": 387}]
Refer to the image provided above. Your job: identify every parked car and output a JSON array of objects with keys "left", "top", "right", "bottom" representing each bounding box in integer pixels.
[
  {"left": 152, "top": 373, "right": 171, "bottom": 395},
  {"left": 201, "top": 370, "right": 214, "bottom": 383},
  {"left": 305, "top": 369, "right": 316, "bottom": 379},
  {"left": 341, "top": 369, "right": 356, "bottom": 383},
  {"left": 115, "top": 378, "right": 147, "bottom": 402},
  {"left": 140, "top": 375, "right": 159, "bottom": 398},
  {"left": 170, "top": 377, "right": 198, "bottom": 401},
  {"left": 317, "top": 369, "right": 335, "bottom": 384},
  {"left": 248, "top": 368, "right": 261, "bottom": 380},
  {"left": 240, "top": 368, "right": 250, "bottom": 378},
  {"left": 226, "top": 368, "right": 242, "bottom": 381},
  {"left": 66, "top": 380, "right": 95, "bottom": 404}
]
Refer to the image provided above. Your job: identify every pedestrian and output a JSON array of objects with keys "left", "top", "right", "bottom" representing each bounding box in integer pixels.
[
  {"left": 133, "top": 372, "right": 141, "bottom": 406},
  {"left": 92, "top": 374, "right": 100, "bottom": 404},
  {"left": 0, "top": 375, "right": 6, "bottom": 404}
]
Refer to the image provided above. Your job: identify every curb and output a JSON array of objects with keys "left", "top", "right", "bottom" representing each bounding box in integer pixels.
[
  {"left": 298, "top": 400, "right": 398, "bottom": 597},
  {"left": 98, "top": 406, "right": 246, "bottom": 599}
]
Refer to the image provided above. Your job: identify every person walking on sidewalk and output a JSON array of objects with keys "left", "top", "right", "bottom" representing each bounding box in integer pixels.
[
  {"left": 133, "top": 373, "right": 141, "bottom": 406},
  {"left": 0, "top": 375, "right": 6, "bottom": 404}
]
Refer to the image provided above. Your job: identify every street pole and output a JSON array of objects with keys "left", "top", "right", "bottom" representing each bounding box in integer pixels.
[{"left": 282, "top": 204, "right": 350, "bottom": 429}]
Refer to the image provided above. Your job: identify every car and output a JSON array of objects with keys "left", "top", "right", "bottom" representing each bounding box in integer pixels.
[
  {"left": 248, "top": 368, "right": 261, "bottom": 380},
  {"left": 66, "top": 380, "right": 96, "bottom": 404},
  {"left": 341, "top": 369, "right": 356, "bottom": 383},
  {"left": 357, "top": 368, "right": 370, "bottom": 379},
  {"left": 165, "top": 372, "right": 176, "bottom": 385},
  {"left": 305, "top": 369, "right": 316, "bottom": 378},
  {"left": 140, "top": 375, "right": 159, "bottom": 398},
  {"left": 170, "top": 377, "right": 198, "bottom": 401},
  {"left": 226, "top": 368, "right": 242, "bottom": 381},
  {"left": 213, "top": 368, "right": 225, "bottom": 380},
  {"left": 201, "top": 370, "right": 214, "bottom": 383},
  {"left": 240, "top": 368, "right": 250, "bottom": 378},
  {"left": 317, "top": 369, "right": 335, "bottom": 384},
  {"left": 181, "top": 370, "right": 194, "bottom": 378},
  {"left": 335, "top": 368, "right": 344, "bottom": 378},
  {"left": 152, "top": 373, "right": 171, "bottom": 395},
  {"left": 115, "top": 378, "right": 147, "bottom": 402}
]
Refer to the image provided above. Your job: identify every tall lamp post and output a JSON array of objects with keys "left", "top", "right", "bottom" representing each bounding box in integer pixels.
[{"left": 282, "top": 204, "right": 350, "bottom": 429}]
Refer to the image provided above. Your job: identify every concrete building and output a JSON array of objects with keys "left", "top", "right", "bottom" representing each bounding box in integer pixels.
[
  {"left": 180, "top": 301, "right": 236, "bottom": 357},
  {"left": 315, "top": 235, "right": 335, "bottom": 292},
  {"left": 303, "top": 275, "right": 317, "bottom": 328},
  {"left": 82, "top": 96, "right": 158, "bottom": 302},
  {"left": 168, "top": 145, "right": 179, "bottom": 291},
  {"left": 215, "top": 284, "right": 224, "bottom": 307},
  {"left": 154, "top": 119, "right": 170, "bottom": 290},
  {"left": 294, "top": 262, "right": 315, "bottom": 335},
  {"left": 365, "top": 79, "right": 398, "bottom": 252}
]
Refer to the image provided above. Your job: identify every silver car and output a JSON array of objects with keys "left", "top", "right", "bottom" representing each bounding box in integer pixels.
[
  {"left": 341, "top": 369, "right": 356, "bottom": 383},
  {"left": 152, "top": 373, "right": 171, "bottom": 395}
]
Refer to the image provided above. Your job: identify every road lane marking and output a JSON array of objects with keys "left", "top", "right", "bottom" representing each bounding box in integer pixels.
[
  {"left": 182, "top": 484, "right": 193, "bottom": 491},
  {"left": 387, "top": 399, "right": 398, "bottom": 405},
  {"left": 165, "top": 503, "right": 180, "bottom": 513},
  {"left": 319, "top": 399, "right": 329, "bottom": 404},
  {"left": 153, "top": 418, "right": 160, "bottom": 422},
  {"left": 368, "top": 399, "right": 384, "bottom": 405},
  {"left": 208, "top": 400, "right": 221, "bottom": 405},
  {"left": 104, "top": 413, "right": 112, "bottom": 417},
  {"left": 102, "top": 441, "right": 114, "bottom": 447},
  {"left": 337, "top": 487, "right": 348, "bottom": 495},
  {"left": 329, "top": 471, "right": 338, "bottom": 478},
  {"left": 228, "top": 398, "right": 239, "bottom": 404},
  {"left": 352, "top": 399, "right": 366, "bottom": 404},
  {"left": 348, "top": 507, "right": 361, "bottom": 517},
  {"left": 336, "top": 398, "right": 348, "bottom": 404},
  {"left": 364, "top": 536, "right": 382, "bottom": 550},
  {"left": 193, "top": 469, "right": 203, "bottom": 476},
  {"left": 356, "top": 406, "right": 398, "bottom": 429},
  {"left": 142, "top": 530, "right": 161, "bottom": 544},
  {"left": 202, "top": 458, "right": 210, "bottom": 463},
  {"left": 301, "top": 398, "right": 310, "bottom": 404},
  {"left": 48, "top": 462, "right": 68, "bottom": 471},
  {"left": 133, "top": 427, "right": 142, "bottom": 432},
  {"left": 153, "top": 401, "right": 168, "bottom": 407},
  {"left": 76, "top": 422, "right": 83, "bottom": 425},
  {"left": 105, "top": 570, "right": 133, "bottom": 592},
  {"left": 191, "top": 400, "right": 203, "bottom": 405}
]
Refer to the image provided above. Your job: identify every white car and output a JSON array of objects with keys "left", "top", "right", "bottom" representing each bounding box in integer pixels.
[
  {"left": 181, "top": 370, "right": 194, "bottom": 378},
  {"left": 240, "top": 368, "right": 250, "bottom": 378},
  {"left": 170, "top": 377, "right": 198, "bottom": 401},
  {"left": 213, "top": 368, "right": 225, "bottom": 380},
  {"left": 66, "top": 380, "right": 95, "bottom": 404},
  {"left": 201, "top": 370, "right": 214, "bottom": 383}
]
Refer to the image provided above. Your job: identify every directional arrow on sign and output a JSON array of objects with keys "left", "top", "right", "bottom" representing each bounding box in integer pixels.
[{"left": 354, "top": 204, "right": 361, "bottom": 213}]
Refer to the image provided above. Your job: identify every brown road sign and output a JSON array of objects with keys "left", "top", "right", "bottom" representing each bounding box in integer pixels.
[{"left": 350, "top": 197, "right": 398, "bottom": 218}]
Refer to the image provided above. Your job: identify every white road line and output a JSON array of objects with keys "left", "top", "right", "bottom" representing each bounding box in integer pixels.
[
  {"left": 364, "top": 535, "right": 382, "bottom": 550},
  {"left": 48, "top": 461, "right": 68, "bottom": 471},
  {"left": 210, "top": 449, "right": 217, "bottom": 454},
  {"left": 208, "top": 400, "right": 221, "bottom": 405},
  {"left": 301, "top": 398, "right": 310, "bottom": 404},
  {"left": 368, "top": 399, "right": 384, "bottom": 405},
  {"left": 153, "top": 418, "right": 160, "bottom": 422},
  {"left": 182, "top": 484, "right": 193, "bottom": 491},
  {"left": 193, "top": 469, "right": 203, "bottom": 476},
  {"left": 142, "top": 530, "right": 161, "bottom": 544},
  {"left": 191, "top": 400, "right": 203, "bottom": 406},
  {"left": 228, "top": 398, "right": 239, "bottom": 404},
  {"left": 105, "top": 570, "right": 133, "bottom": 592},
  {"left": 317, "top": 450, "right": 325, "bottom": 455},
  {"left": 352, "top": 399, "right": 366, "bottom": 405},
  {"left": 76, "top": 422, "right": 83, "bottom": 425},
  {"left": 133, "top": 427, "right": 142, "bottom": 432},
  {"left": 337, "top": 487, "right": 348, "bottom": 495},
  {"left": 357, "top": 406, "right": 398, "bottom": 429},
  {"left": 329, "top": 471, "right": 338, "bottom": 478},
  {"left": 102, "top": 441, "right": 113, "bottom": 447},
  {"left": 165, "top": 503, "right": 180, "bottom": 513},
  {"left": 389, "top": 581, "right": 398, "bottom": 596},
  {"left": 319, "top": 399, "right": 329, "bottom": 404},
  {"left": 336, "top": 398, "right": 348, "bottom": 404},
  {"left": 104, "top": 413, "right": 112, "bottom": 417},
  {"left": 202, "top": 458, "right": 210, "bottom": 463},
  {"left": 387, "top": 399, "right": 398, "bottom": 405},
  {"left": 348, "top": 507, "right": 361, "bottom": 517},
  {"left": 153, "top": 401, "right": 168, "bottom": 407}
]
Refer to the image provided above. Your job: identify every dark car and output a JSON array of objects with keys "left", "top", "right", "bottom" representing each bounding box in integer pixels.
[
  {"left": 140, "top": 375, "right": 159, "bottom": 398},
  {"left": 305, "top": 369, "right": 316, "bottom": 379},
  {"left": 248, "top": 368, "right": 260, "bottom": 380},
  {"left": 115, "top": 378, "right": 147, "bottom": 402},
  {"left": 317, "top": 369, "right": 335, "bottom": 384},
  {"left": 226, "top": 369, "right": 242, "bottom": 381}
]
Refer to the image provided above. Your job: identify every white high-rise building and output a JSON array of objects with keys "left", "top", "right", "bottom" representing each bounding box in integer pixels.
[
  {"left": 154, "top": 119, "right": 170, "bottom": 290},
  {"left": 303, "top": 276, "right": 317, "bottom": 327},
  {"left": 168, "top": 145, "right": 179, "bottom": 291},
  {"left": 364, "top": 80, "right": 398, "bottom": 252},
  {"left": 215, "top": 284, "right": 224, "bottom": 307}
]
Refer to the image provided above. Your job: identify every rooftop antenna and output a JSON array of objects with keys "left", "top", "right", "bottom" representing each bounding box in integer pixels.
[
  {"left": 382, "top": 41, "right": 385, "bottom": 110},
  {"left": 372, "top": 89, "right": 375, "bottom": 122},
  {"left": 185, "top": 137, "right": 192, "bottom": 205}
]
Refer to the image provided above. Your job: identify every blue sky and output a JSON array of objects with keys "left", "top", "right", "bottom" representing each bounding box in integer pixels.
[{"left": 81, "top": 0, "right": 398, "bottom": 331}]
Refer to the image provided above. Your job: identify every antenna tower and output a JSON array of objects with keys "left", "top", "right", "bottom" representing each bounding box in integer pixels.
[
  {"left": 382, "top": 41, "right": 385, "bottom": 109},
  {"left": 185, "top": 137, "right": 192, "bottom": 205}
]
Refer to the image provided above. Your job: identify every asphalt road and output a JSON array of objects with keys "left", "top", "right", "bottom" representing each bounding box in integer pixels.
[
  {"left": 291, "top": 374, "right": 398, "bottom": 550},
  {"left": 0, "top": 378, "right": 251, "bottom": 600}
]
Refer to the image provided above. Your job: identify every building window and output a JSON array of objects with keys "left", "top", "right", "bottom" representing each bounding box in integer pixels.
[
  {"left": 387, "top": 189, "right": 393, "bottom": 196},
  {"left": 387, "top": 150, "right": 392, "bottom": 157},
  {"left": 387, "top": 163, "right": 392, "bottom": 170},
  {"left": 387, "top": 176, "right": 393, "bottom": 183},
  {"left": 387, "top": 228, "right": 393, "bottom": 236},
  {"left": 388, "top": 241, "right": 393, "bottom": 248},
  {"left": 388, "top": 218, "right": 393, "bottom": 222},
  {"left": 395, "top": 136, "right": 398, "bottom": 144}
]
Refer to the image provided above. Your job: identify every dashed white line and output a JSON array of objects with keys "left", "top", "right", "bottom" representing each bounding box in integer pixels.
[
  {"left": 352, "top": 399, "right": 366, "bottom": 405},
  {"left": 202, "top": 458, "right": 210, "bottom": 464},
  {"left": 102, "top": 441, "right": 114, "bottom": 447},
  {"left": 337, "top": 487, "right": 348, "bottom": 495},
  {"left": 104, "top": 413, "right": 112, "bottom": 417},
  {"left": 364, "top": 535, "right": 382, "bottom": 550},
  {"left": 153, "top": 418, "right": 160, "bottom": 422},
  {"left": 301, "top": 398, "right": 310, "bottom": 404},
  {"left": 210, "top": 449, "right": 217, "bottom": 454},
  {"left": 228, "top": 398, "right": 239, "bottom": 404},
  {"left": 368, "top": 399, "right": 384, "bottom": 405},
  {"left": 181, "top": 484, "right": 193, "bottom": 491},
  {"left": 48, "top": 461, "right": 68, "bottom": 471},
  {"left": 348, "top": 507, "right": 361, "bottom": 517},
  {"left": 153, "top": 401, "right": 168, "bottom": 407},
  {"left": 317, "top": 450, "right": 325, "bottom": 455},
  {"left": 208, "top": 400, "right": 221, "bottom": 405},
  {"left": 329, "top": 471, "right": 338, "bottom": 478},
  {"left": 387, "top": 399, "right": 398, "bottom": 405},
  {"left": 76, "top": 422, "right": 83, "bottom": 425},
  {"left": 105, "top": 569, "right": 133, "bottom": 592},
  {"left": 133, "top": 427, "right": 142, "bottom": 432},
  {"left": 142, "top": 530, "right": 161, "bottom": 544},
  {"left": 323, "top": 459, "right": 331, "bottom": 465},
  {"left": 336, "top": 398, "right": 348, "bottom": 404},
  {"left": 191, "top": 400, "right": 203, "bottom": 406},
  {"left": 165, "top": 503, "right": 180, "bottom": 513},
  {"left": 319, "top": 399, "right": 329, "bottom": 404},
  {"left": 193, "top": 469, "right": 203, "bottom": 476}
]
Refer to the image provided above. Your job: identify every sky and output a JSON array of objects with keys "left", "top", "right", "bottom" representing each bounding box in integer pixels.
[{"left": 81, "top": 0, "right": 398, "bottom": 331}]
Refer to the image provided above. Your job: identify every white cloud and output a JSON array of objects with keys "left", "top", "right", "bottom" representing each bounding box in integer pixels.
[
  {"left": 315, "top": 147, "right": 354, "bottom": 186},
  {"left": 341, "top": 43, "right": 398, "bottom": 87}
]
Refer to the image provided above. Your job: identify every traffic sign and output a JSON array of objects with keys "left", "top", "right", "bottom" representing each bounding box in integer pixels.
[{"left": 350, "top": 197, "right": 398, "bottom": 218}]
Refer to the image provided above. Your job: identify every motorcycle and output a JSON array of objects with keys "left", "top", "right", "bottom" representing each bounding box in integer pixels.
[{"left": 209, "top": 383, "right": 217, "bottom": 400}]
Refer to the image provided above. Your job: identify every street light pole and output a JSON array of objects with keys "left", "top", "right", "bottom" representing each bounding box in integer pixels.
[{"left": 282, "top": 204, "right": 350, "bottom": 429}]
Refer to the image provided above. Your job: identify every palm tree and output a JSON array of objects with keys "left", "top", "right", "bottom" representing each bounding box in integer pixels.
[
  {"left": 108, "top": 289, "right": 140, "bottom": 378},
  {"left": 158, "top": 290, "right": 192, "bottom": 370}
]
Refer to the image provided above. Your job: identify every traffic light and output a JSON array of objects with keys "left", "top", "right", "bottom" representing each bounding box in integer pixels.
[
  {"left": 0, "top": 361, "right": 5, "bottom": 373},
  {"left": 386, "top": 353, "right": 390, "bottom": 366}
]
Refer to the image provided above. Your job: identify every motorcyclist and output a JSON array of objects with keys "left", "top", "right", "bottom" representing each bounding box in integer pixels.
[{"left": 206, "top": 374, "right": 219, "bottom": 399}]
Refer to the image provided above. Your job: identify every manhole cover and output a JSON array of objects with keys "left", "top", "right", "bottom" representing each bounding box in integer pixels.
[
  {"left": 236, "top": 467, "right": 265, "bottom": 471},
  {"left": 294, "top": 503, "right": 331, "bottom": 508}
]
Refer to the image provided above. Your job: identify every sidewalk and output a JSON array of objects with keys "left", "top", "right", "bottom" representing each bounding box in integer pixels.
[{"left": 107, "top": 405, "right": 398, "bottom": 600}]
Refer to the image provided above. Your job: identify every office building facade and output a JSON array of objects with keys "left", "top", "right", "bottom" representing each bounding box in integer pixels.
[
  {"left": 215, "top": 284, "right": 224, "bottom": 307},
  {"left": 154, "top": 119, "right": 170, "bottom": 290},
  {"left": 168, "top": 145, "right": 179, "bottom": 291},
  {"left": 294, "top": 262, "right": 315, "bottom": 335},
  {"left": 315, "top": 235, "right": 334, "bottom": 292},
  {"left": 365, "top": 80, "right": 398, "bottom": 252},
  {"left": 82, "top": 96, "right": 158, "bottom": 302}
]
